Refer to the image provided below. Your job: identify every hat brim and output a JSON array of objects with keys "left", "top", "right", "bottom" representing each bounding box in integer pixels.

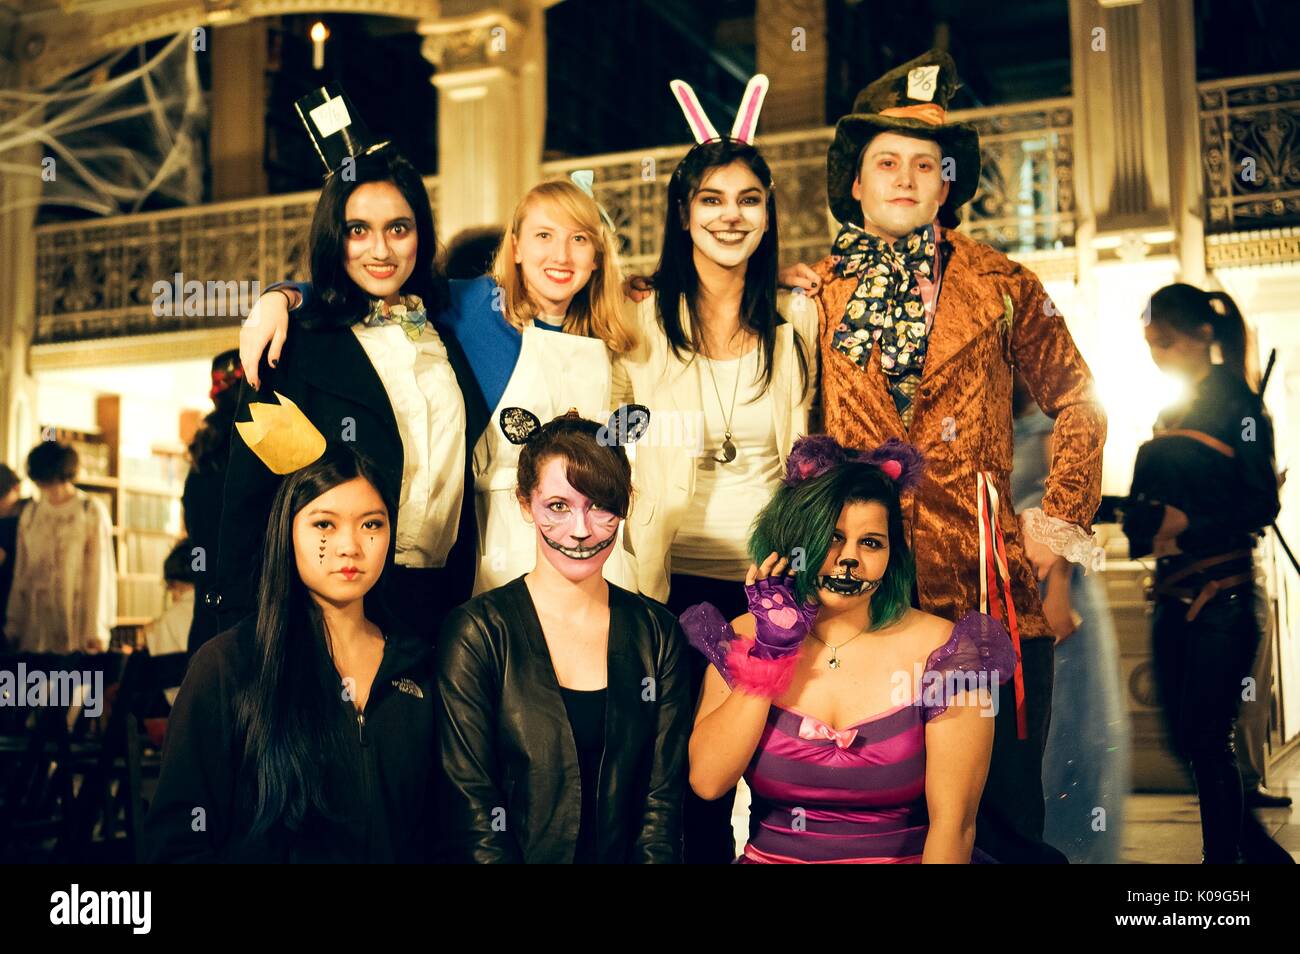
[{"left": 827, "top": 114, "right": 981, "bottom": 226}]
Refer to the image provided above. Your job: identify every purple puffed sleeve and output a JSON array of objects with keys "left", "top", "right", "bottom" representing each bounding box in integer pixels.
[
  {"left": 921, "top": 612, "right": 1017, "bottom": 723},
  {"left": 678, "top": 602, "right": 736, "bottom": 681}
]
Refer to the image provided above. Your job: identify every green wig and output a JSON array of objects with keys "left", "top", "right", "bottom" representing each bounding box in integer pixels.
[{"left": 747, "top": 461, "right": 916, "bottom": 630}]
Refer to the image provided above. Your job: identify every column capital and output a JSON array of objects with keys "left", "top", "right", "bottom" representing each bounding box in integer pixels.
[{"left": 420, "top": 6, "right": 527, "bottom": 75}]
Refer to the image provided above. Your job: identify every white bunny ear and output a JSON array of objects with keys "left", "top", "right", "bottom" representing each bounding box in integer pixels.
[
  {"left": 730, "top": 74, "right": 769, "bottom": 144},
  {"left": 670, "top": 79, "right": 720, "bottom": 144}
]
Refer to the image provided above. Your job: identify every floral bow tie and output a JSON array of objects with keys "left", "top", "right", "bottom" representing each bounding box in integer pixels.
[
  {"left": 830, "top": 221, "right": 936, "bottom": 376},
  {"left": 364, "top": 294, "right": 428, "bottom": 341},
  {"left": 798, "top": 715, "right": 859, "bottom": 749}
]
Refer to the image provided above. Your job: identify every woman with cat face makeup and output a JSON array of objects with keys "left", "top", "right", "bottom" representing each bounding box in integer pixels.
[
  {"left": 681, "top": 437, "right": 1016, "bottom": 864},
  {"left": 435, "top": 409, "right": 689, "bottom": 863}
]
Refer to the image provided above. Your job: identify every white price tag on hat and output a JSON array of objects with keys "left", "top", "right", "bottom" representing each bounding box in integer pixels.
[
  {"left": 310, "top": 95, "right": 352, "bottom": 137},
  {"left": 907, "top": 66, "right": 940, "bottom": 102}
]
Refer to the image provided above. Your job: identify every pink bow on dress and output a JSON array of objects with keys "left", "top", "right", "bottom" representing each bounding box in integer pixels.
[{"left": 798, "top": 716, "right": 858, "bottom": 749}]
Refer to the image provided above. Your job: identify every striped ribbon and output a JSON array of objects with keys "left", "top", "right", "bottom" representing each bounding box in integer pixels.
[{"left": 976, "top": 471, "right": 1027, "bottom": 740}]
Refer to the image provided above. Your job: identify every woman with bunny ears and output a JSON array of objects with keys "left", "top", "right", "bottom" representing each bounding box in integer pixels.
[
  {"left": 681, "top": 436, "right": 1015, "bottom": 864},
  {"left": 436, "top": 408, "right": 689, "bottom": 864},
  {"left": 612, "top": 74, "right": 817, "bottom": 862}
]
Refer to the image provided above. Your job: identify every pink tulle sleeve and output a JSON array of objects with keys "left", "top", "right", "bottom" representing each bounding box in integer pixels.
[{"left": 921, "top": 612, "right": 1017, "bottom": 723}]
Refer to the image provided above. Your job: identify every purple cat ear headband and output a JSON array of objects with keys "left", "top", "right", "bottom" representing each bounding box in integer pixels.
[{"left": 782, "top": 435, "right": 924, "bottom": 491}]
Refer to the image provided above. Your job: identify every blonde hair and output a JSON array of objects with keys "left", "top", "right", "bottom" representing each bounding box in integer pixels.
[{"left": 492, "top": 179, "right": 636, "bottom": 354}]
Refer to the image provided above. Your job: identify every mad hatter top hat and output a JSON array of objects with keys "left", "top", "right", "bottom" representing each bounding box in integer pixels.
[
  {"left": 294, "top": 83, "right": 391, "bottom": 178},
  {"left": 826, "top": 49, "right": 981, "bottom": 226}
]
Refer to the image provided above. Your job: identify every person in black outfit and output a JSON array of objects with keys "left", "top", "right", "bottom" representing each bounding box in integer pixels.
[
  {"left": 146, "top": 445, "right": 436, "bottom": 862},
  {"left": 1124, "top": 284, "right": 1290, "bottom": 864},
  {"left": 195, "top": 89, "right": 487, "bottom": 648},
  {"left": 184, "top": 349, "right": 241, "bottom": 655},
  {"left": 436, "top": 409, "right": 689, "bottom": 863},
  {"left": 0, "top": 463, "right": 27, "bottom": 642}
]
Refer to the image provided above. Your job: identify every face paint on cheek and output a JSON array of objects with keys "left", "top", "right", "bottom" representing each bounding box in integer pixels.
[{"left": 531, "top": 499, "right": 618, "bottom": 561}]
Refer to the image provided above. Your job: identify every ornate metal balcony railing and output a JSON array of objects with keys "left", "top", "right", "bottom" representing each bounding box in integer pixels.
[
  {"left": 33, "top": 95, "right": 1079, "bottom": 344},
  {"left": 34, "top": 178, "right": 439, "bottom": 344},
  {"left": 1200, "top": 70, "right": 1300, "bottom": 234}
]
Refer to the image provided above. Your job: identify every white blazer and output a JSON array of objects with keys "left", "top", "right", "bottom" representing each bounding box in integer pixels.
[{"left": 612, "top": 292, "right": 818, "bottom": 603}]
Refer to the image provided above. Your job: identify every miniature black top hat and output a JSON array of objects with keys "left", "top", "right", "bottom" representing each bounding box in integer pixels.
[
  {"left": 826, "top": 49, "right": 981, "bottom": 226},
  {"left": 294, "top": 83, "right": 390, "bottom": 177}
]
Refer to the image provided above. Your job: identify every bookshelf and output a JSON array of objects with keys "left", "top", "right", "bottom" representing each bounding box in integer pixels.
[{"left": 41, "top": 394, "right": 193, "bottom": 643}]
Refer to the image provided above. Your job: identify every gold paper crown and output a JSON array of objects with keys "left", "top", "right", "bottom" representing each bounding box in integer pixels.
[{"left": 235, "top": 391, "right": 327, "bottom": 475}]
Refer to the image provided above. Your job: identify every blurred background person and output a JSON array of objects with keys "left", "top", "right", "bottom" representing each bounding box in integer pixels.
[
  {"left": 4, "top": 441, "right": 116, "bottom": 653},
  {"left": 145, "top": 538, "right": 198, "bottom": 706},
  {"left": 442, "top": 225, "right": 504, "bottom": 281},
  {"left": 1012, "top": 374, "right": 1130, "bottom": 864},
  {"left": 1124, "top": 284, "right": 1290, "bottom": 864},
  {"left": 184, "top": 349, "right": 242, "bottom": 655},
  {"left": 0, "top": 463, "right": 29, "bottom": 642}
]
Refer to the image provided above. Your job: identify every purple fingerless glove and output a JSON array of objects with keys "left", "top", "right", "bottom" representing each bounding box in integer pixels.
[
  {"left": 746, "top": 576, "right": 819, "bottom": 660},
  {"left": 678, "top": 602, "right": 734, "bottom": 675}
]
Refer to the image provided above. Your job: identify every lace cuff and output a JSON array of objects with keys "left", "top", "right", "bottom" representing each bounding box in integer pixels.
[{"left": 1020, "top": 507, "right": 1102, "bottom": 572}]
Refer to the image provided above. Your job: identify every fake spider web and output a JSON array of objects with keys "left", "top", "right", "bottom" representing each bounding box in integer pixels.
[{"left": 0, "top": 31, "right": 206, "bottom": 219}]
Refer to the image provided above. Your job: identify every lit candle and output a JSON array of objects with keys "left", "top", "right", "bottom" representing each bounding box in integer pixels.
[{"left": 310, "top": 22, "right": 329, "bottom": 71}]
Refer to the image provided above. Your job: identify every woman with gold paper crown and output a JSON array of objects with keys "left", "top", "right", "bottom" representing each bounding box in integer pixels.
[
  {"left": 195, "top": 85, "right": 488, "bottom": 648},
  {"left": 147, "top": 434, "right": 438, "bottom": 861}
]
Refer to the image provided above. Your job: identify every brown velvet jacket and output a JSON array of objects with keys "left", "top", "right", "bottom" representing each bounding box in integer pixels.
[{"left": 811, "top": 227, "right": 1106, "bottom": 639}]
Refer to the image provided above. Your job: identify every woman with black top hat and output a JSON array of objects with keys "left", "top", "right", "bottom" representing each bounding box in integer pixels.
[
  {"left": 147, "top": 443, "right": 436, "bottom": 862},
  {"left": 1124, "top": 284, "right": 1289, "bottom": 864},
  {"left": 196, "top": 85, "right": 488, "bottom": 648}
]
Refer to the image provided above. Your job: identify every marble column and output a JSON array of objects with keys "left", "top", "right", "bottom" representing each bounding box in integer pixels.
[
  {"left": 0, "top": 93, "right": 43, "bottom": 466},
  {"left": 421, "top": 0, "right": 546, "bottom": 239},
  {"left": 210, "top": 18, "right": 268, "bottom": 201},
  {"left": 755, "top": 0, "right": 826, "bottom": 131}
]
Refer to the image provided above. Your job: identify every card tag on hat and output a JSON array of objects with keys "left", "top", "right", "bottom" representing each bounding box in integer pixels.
[
  {"left": 907, "top": 66, "right": 940, "bottom": 102},
  {"left": 310, "top": 95, "right": 352, "bottom": 137}
]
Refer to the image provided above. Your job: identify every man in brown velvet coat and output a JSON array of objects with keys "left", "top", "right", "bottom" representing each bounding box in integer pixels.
[{"left": 802, "top": 50, "right": 1106, "bottom": 863}]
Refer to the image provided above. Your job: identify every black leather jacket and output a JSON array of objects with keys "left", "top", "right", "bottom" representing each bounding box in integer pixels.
[{"left": 435, "top": 577, "right": 689, "bottom": 863}]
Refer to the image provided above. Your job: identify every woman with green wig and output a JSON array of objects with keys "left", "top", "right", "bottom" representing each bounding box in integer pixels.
[{"left": 679, "top": 435, "right": 1017, "bottom": 863}]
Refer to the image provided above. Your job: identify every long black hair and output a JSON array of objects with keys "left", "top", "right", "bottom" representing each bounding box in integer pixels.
[
  {"left": 652, "top": 139, "right": 808, "bottom": 399},
  {"left": 235, "top": 443, "right": 396, "bottom": 838},
  {"left": 1148, "top": 283, "right": 1253, "bottom": 390},
  {"left": 305, "top": 148, "right": 449, "bottom": 328}
]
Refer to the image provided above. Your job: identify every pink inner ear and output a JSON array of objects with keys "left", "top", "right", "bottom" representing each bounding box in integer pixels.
[{"left": 881, "top": 459, "right": 903, "bottom": 480}]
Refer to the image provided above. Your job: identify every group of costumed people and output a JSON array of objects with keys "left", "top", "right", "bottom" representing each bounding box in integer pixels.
[{"left": 142, "top": 48, "right": 1284, "bottom": 865}]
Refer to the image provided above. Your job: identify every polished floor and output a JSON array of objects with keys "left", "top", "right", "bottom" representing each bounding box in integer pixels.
[{"left": 1122, "top": 744, "right": 1300, "bottom": 864}]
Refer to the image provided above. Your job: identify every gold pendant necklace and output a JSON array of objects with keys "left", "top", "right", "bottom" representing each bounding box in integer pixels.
[{"left": 703, "top": 349, "right": 743, "bottom": 464}]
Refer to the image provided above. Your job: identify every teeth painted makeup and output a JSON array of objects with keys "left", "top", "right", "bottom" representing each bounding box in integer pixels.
[
  {"left": 819, "top": 569, "right": 869, "bottom": 596},
  {"left": 524, "top": 457, "right": 622, "bottom": 583},
  {"left": 540, "top": 534, "right": 615, "bottom": 560}
]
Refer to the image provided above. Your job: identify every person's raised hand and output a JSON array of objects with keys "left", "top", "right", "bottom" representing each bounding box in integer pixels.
[
  {"left": 623, "top": 274, "right": 653, "bottom": 303},
  {"left": 744, "top": 552, "right": 816, "bottom": 660},
  {"left": 240, "top": 288, "right": 293, "bottom": 390},
  {"left": 777, "top": 263, "right": 821, "bottom": 293}
]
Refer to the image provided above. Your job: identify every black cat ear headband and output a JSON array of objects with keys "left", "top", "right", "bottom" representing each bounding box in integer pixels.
[{"left": 499, "top": 405, "right": 652, "bottom": 448}]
